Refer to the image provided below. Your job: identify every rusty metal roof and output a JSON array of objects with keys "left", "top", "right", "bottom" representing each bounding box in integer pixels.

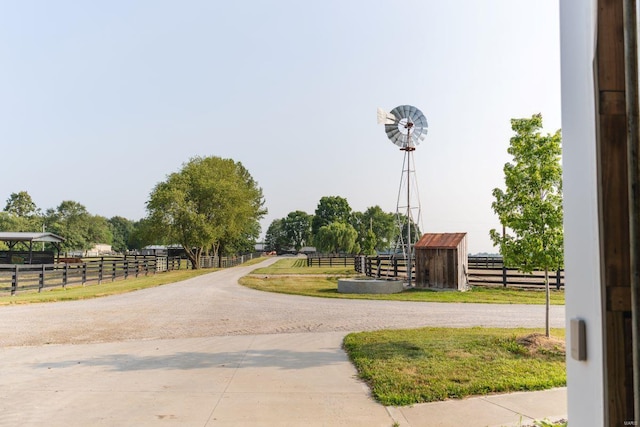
[{"left": 415, "top": 232, "right": 466, "bottom": 249}]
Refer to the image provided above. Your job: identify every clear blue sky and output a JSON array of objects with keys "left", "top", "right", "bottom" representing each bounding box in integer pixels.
[{"left": 0, "top": 1, "right": 561, "bottom": 254}]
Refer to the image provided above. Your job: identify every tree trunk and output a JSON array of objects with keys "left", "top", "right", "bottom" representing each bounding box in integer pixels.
[
  {"left": 183, "top": 245, "right": 201, "bottom": 269},
  {"left": 545, "top": 266, "right": 550, "bottom": 337}
]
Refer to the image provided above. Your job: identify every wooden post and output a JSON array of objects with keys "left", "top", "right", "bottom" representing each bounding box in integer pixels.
[
  {"left": 82, "top": 263, "right": 87, "bottom": 285},
  {"left": 503, "top": 265, "right": 507, "bottom": 288},
  {"left": 63, "top": 264, "right": 68, "bottom": 289},
  {"left": 39, "top": 264, "right": 45, "bottom": 293},
  {"left": 98, "top": 259, "right": 103, "bottom": 284},
  {"left": 11, "top": 265, "right": 18, "bottom": 296}
]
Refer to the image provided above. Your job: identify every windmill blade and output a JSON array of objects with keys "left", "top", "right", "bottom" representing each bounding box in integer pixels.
[
  {"left": 381, "top": 104, "right": 428, "bottom": 149},
  {"left": 377, "top": 107, "right": 398, "bottom": 125}
]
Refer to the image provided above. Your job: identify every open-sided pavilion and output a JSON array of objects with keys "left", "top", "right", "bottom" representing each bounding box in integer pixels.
[{"left": 0, "top": 232, "right": 64, "bottom": 264}]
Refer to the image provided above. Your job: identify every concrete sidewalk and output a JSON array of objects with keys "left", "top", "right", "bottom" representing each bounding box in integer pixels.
[{"left": 0, "top": 332, "right": 566, "bottom": 427}]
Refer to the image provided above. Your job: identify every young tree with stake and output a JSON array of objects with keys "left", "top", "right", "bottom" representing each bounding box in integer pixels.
[{"left": 490, "top": 114, "right": 563, "bottom": 337}]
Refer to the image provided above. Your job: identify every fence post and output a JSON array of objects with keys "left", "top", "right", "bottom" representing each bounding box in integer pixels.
[
  {"left": 111, "top": 261, "right": 116, "bottom": 282},
  {"left": 502, "top": 266, "right": 507, "bottom": 287},
  {"left": 98, "top": 259, "right": 103, "bottom": 284},
  {"left": 556, "top": 269, "right": 561, "bottom": 290},
  {"left": 63, "top": 264, "right": 68, "bottom": 289},
  {"left": 11, "top": 265, "right": 18, "bottom": 296},
  {"left": 124, "top": 260, "right": 129, "bottom": 280},
  {"left": 82, "top": 263, "right": 87, "bottom": 285},
  {"left": 39, "top": 264, "right": 45, "bottom": 293}
]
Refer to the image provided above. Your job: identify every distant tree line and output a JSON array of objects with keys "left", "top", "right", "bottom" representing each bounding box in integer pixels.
[
  {"left": 0, "top": 156, "right": 267, "bottom": 268},
  {"left": 0, "top": 190, "right": 149, "bottom": 254},
  {"left": 264, "top": 195, "right": 418, "bottom": 255},
  {"left": 1, "top": 155, "right": 421, "bottom": 266}
]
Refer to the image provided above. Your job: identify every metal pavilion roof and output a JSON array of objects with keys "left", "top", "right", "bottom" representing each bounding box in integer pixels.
[{"left": 0, "top": 232, "right": 65, "bottom": 243}]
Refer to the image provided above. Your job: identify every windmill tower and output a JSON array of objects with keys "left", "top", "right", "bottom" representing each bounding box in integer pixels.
[{"left": 378, "top": 105, "right": 428, "bottom": 285}]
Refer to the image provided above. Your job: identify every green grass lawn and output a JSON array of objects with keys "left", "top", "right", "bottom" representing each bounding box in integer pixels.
[
  {"left": 251, "top": 257, "right": 356, "bottom": 276},
  {"left": 0, "top": 269, "right": 216, "bottom": 305},
  {"left": 242, "top": 258, "right": 565, "bottom": 305},
  {"left": 343, "top": 327, "right": 566, "bottom": 406}
]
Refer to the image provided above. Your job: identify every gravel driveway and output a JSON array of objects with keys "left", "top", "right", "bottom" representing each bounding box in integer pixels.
[{"left": 0, "top": 257, "right": 565, "bottom": 347}]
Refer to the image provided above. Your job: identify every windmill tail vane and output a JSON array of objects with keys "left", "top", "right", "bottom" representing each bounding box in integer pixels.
[{"left": 377, "top": 107, "right": 398, "bottom": 125}]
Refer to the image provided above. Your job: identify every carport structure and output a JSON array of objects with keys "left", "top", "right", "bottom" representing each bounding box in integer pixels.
[{"left": 0, "top": 232, "right": 64, "bottom": 264}]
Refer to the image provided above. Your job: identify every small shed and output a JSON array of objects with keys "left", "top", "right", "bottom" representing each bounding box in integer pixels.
[{"left": 414, "top": 232, "right": 468, "bottom": 291}]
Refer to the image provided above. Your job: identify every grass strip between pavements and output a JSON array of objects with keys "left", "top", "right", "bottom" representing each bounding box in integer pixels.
[
  {"left": 243, "top": 257, "right": 565, "bottom": 305},
  {"left": 238, "top": 275, "right": 565, "bottom": 305},
  {"left": 343, "top": 327, "right": 566, "bottom": 406}
]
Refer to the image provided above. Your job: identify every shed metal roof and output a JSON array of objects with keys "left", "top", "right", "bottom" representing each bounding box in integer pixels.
[
  {"left": 415, "top": 232, "right": 466, "bottom": 249},
  {"left": 0, "top": 232, "right": 65, "bottom": 243}
]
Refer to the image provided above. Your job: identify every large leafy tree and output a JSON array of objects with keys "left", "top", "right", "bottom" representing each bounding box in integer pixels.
[
  {"left": 351, "top": 206, "right": 397, "bottom": 253},
  {"left": 145, "top": 156, "right": 266, "bottom": 268},
  {"left": 127, "top": 218, "right": 157, "bottom": 251},
  {"left": 282, "top": 210, "right": 312, "bottom": 251},
  {"left": 265, "top": 218, "right": 288, "bottom": 253},
  {"left": 311, "top": 196, "right": 352, "bottom": 238},
  {"left": 315, "top": 221, "right": 359, "bottom": 254},
  {"left": 490, "top": 114, "right": 563, "bottom": 337},
  {"left": 45, "top": 201, "right": 112, "bottom": 253},
  {"left": 5, "top": 191, "right": 39, "bottom": 217},
  {"left": 1, "top": 191, "right": 42, "bottom": 232},
  {"left": 108, "top": 216, "right": 135, "bottom": 253}
]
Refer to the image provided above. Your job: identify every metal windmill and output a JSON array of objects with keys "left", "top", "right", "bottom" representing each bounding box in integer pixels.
[{"left": 377, "top": 105, "right": 428, "bottom": 285}]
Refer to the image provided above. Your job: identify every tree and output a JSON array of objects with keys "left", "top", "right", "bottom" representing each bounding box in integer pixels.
[
  {"left": 127, "top": 218, "right": 157, "bottom": 251},
  {"left": 282, "top": 210, "right": 312, "bottom": 251},
  {"left": 489, "top": 114, "right": 563, "bottom": 337},
  {"left": 44, "top": 201, "right": 112, "bottom": 253},
  {"left": 108, "top": 216, "right": 135, "bottom": 253},
  {"left": 265, "top": 218, "right": 288, "bottom": 253},
  {"left": 311, "top": 196, "right": 352, "bottom": 238},
  {"left": 5, "top": 191, "right": 38, "bottom": 217},
  {"left": 360, "top": 228, "right": 377, "bottom": 255},
  {"left": 351, "top": 206, "right": 397, "bottom": 253},
  {"left": 145, "top": 156, "right": 266, "bottom": 268},
  {"left": 315, "top": 221, "right": 359, "bottom": 254},
  {"left": 2, "top": 191, "right": 42, "bottom": 232}
]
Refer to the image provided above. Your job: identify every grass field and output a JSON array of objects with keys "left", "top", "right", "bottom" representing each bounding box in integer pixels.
[
  {"left": 0, "top": 268, "right": 216, "bottom": 305},
  {"left": 250, "top": 257, "right": 356, "bottom": 276},
  {"left": 343, "top": 327, "right": 566, "bottom": 406}
]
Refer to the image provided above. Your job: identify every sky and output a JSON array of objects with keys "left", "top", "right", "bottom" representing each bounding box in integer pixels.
[{"left": 0, "top": 1, "right": 561, "bottom": 254}]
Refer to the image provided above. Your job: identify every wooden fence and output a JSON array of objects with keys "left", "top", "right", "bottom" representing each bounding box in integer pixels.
[
  {"left": 0, "top": 253, "right": 264, "bottom": 296},
  {"left": 348, "top": 255, "right": 564, "bottom": 289},
  {"left": 306, "top": 255, "right": 357, "bottom": 267}
]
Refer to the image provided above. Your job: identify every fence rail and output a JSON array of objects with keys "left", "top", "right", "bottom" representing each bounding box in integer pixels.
[
  {"left": 0, "top": 253, "right": 264, "bottom": 296},
  {"left": 306, "top": 255, "right": 357, "bottom": 267}
]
